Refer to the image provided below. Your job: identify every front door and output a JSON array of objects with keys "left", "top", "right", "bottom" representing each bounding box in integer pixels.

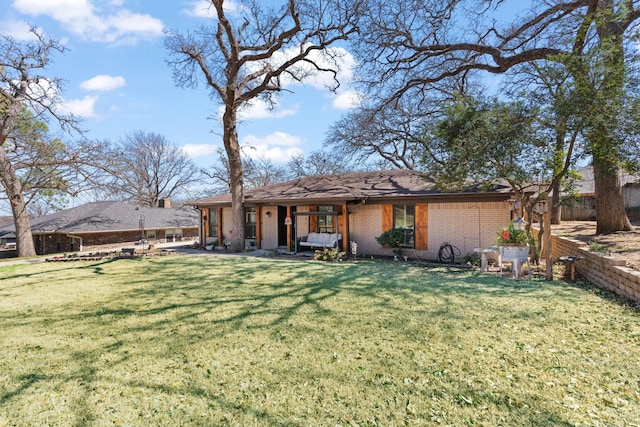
[{"left": 277, "top": 206, "right": 296, "bottom": 247}]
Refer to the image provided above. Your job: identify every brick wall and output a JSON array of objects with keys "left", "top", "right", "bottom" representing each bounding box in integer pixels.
[
  {"left": 348, "top": 201, "right": 510, "bottom": 261},
  {"left": 536, "top": 229, "right": 640, "bottom": 304}
]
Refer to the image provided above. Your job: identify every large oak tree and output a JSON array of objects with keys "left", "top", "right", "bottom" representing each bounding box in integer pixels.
[
  {"left": 1, "top": 29, "right": 86, "bottom": 257},
  {"left": 354, "top": 0, "right": 640, "bottom": 233},
  {"left": 165, "top": 0, "right": 360, "bottom": 251}
]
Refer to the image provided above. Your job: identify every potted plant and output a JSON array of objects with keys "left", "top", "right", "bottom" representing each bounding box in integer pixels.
[{"left": 496, "top": 220, "right": 531, "bottom": 259}]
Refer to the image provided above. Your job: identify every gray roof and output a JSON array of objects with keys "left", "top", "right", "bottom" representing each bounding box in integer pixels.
[
  {"left": 0, "top": 201, "right": 198, "bottom": 235},
  {"left": 190, "top": 169, "right": 514, "bottom": 207},
  {"left": 574, "top": 166, "right": 640, "bottom": 195}
]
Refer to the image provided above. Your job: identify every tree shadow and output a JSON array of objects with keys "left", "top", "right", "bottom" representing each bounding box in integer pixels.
[{"left": 0, "top": 255, "right": 628, "bottom": 425}]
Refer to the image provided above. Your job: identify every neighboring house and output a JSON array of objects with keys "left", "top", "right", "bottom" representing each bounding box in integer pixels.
[
  {"left": 563, "top": 166, "right": 640, "bottom": 221},
  {"left": 189, "top": 170, "right": 516, "bottom": 260},
  {"left": 0, "top": 201, "right": 199, "bottom": 255},
  {"left": 0, "top": 216, "right": 16, "bottom": 248}
]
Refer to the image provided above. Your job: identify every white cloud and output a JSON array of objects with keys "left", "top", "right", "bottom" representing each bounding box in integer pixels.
[
  {"left": 216, "top": 98, "right": 298, "bottom": 122},
  {"left": 1, "top": 19, "right": 40, "bottom": 40},
  {"left": 260, "top": 45, "right": 357, "bottom": 91},
  {"left": 182, "top": 0, "right": 215, "bottom": 18},
  {"left": 238, "top": 98, "right": 298, "bottom": 120},
  {"left": 80, "top": 75, "right": 126, "bottom": 91},
  {"left": 60, "top": 95, "right": 99, "bottom": 118},
  {"left": 11, "top": 0, "right": 164, "bottom": 43},
  {"left": 182, "top": 0, "right": 242, "bottom": 18},
  {"left": 182, "top": 143, "right": 219, "bottom": 159},
  {"left": 241, "top": 132, "right": 304, "bottom": 162},
  {"left": 331, "top": 90, "right": 362, "bottom": 110}
]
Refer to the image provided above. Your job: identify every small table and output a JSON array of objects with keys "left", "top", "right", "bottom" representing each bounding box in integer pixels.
[
  {"left": 474, "top": 247, "right": 501, "bottom": 272},
  {"left": 559, "top": 256, "right": 583, "bottom": 281}
]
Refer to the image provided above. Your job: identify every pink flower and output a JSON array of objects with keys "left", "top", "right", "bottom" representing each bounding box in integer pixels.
[{"left": 502, "top": 230, "right": 511, "bottom": 241}]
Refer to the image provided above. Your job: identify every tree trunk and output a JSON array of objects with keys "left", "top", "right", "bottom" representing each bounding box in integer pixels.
[
  {"left": 594, "top": 160, "right": 632, "bottom": 234},
  {"left": 550, "top": 181, "right": 562, "bottom": 225},
  {"left": 0, "top": 145, "right": 36, "bottom": 257},
  {"left": 580, "top": 14, "right": 631, "bottom": 234},
  {"left": 222, "top": 107, "right": 246, "bottom": 252}
]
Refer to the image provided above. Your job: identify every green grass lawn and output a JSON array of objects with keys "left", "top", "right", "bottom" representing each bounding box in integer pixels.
[{"left": 1, "top": 256, "right": 639, "bottom": 426}]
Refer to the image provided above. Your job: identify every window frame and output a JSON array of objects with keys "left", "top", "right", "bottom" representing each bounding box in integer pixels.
[
  {"left": 245, "top": 208, "right": 257, "bottom": 239},
  {"left": 393, "top": 204, "right": 415, "bottom": 248},
  {"left": 208, "top": 209, "right": 218, "bottom": 238},
  {"left": 317, "top": 205, "right": 335, "bottom": 233}
]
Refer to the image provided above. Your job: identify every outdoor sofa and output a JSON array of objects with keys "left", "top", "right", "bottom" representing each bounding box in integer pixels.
[{"left": 299, "top": 232, "right": 342, "bottom": 249}]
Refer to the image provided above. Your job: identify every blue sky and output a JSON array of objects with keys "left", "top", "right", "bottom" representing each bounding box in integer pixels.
[{"left": 1, "top": 0, "right": 359, "bottom": 168}]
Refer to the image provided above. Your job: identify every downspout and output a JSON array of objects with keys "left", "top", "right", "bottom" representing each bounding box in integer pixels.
[{"left": 67, "top": 234, "right": 83, "bottom": 252}]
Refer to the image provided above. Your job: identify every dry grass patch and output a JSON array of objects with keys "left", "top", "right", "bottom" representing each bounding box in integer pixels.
[{"left": 1, "top": 256, "right": 639, "bottom": 426}]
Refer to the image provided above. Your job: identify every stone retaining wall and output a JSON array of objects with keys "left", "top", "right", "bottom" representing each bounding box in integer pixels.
[{"left": 536, "top": 230, "right": 640, "bottom": 305}]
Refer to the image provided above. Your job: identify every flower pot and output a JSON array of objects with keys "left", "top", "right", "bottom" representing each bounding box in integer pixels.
[{"left": 501, "top": 245, "right": 529, "bottom": 261}]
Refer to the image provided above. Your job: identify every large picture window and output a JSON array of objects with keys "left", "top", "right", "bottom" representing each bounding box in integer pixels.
[
  {"left": 208, "top": 209, "right": 218, "bottom": 238},
  {"left": 394, "top": 204, "right": 415, "bottom": 248},
  {"left": 245, "top": 208, "right": 257, "bottom": 239}
]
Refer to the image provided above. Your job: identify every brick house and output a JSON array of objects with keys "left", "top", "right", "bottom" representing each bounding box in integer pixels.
[
  {"left": 0, "top": 201, "right": 199, "bottom": 255},
  {"left": 190, "top": 169, "right": 516, "bottom": 260}
]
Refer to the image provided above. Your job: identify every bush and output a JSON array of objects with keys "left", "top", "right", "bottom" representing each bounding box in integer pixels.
[
  {"left": 375, "top": 228, "right": 406, "bottom": 256},
  {"left": 462, "top": 252, "right": 480, "bottom": 266},
  {"left": 314, "top": 247, "right": 345, "bottom": 261}
]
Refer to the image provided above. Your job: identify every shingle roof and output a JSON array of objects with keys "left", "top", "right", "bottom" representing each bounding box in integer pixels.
[
  {"left": 574, "top": 166, "right": 640, "bottom": 196},
  {"left": 0, "top": 201, "right": 198, "bottom": 234},
  {"left": 191, "top": 169, "right": 513, "bottom": 206}
]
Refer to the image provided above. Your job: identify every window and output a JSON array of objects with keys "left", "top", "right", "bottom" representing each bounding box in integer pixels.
[
  {"left": 146, "top": 229, "right": 156, "bottom": 240},
  {"left": 317, "top": 206, "right": 335, "bottom": 233},
  {"left": 166, "top": 228, "right": 183, "bottom": 242},
  {"left": 394, "top": 204, "right": 415, "bottom": 248},
  {"left": 245, "top": 208, "right": 256, "bottom": 239},
  {"left": 208, "top": 209, "right": 218, "bottom": 238}
]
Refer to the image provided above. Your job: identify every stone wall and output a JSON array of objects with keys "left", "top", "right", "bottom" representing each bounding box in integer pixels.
[{"left": 537, "top": 230, "right": 640, "bottom": 305}]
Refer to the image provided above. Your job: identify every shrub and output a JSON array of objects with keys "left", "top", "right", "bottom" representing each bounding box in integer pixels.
[
  {"left": 462, "top": 252, "right": 480, "bottom": 266},
  {"left": 375, "top": 228, "right": 406, "bottom": 256},
  {"left": 314, "top": 247, "right": 345, "bottom": 261}
]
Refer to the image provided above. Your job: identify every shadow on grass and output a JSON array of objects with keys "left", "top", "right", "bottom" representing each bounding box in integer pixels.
[{"left": 0, "top": 255, "right": 631, "bottom": 425}]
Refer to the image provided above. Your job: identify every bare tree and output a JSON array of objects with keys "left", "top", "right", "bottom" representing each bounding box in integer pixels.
[
  {"left": 0, "top": 28, "right": 85, "bottom": 256},
  {"left": 287, "top": 149, "right": 354, "bottom": 178},
  {"left": 103, "top": 131, "right": 201, "bottom": 207},
  {"left": 354, "top": 0, "right": 640, "bottom": 234},
  {"left": 244, "top": 155, "right": 289, "bottom": 188},
  {"left": 201, "top": 146, "right": 289, "bottom": 193},
  {"left": 325, "top": 100, "right": 428, "bottom": 170},
  {"left": 165, "top": 0, "right": 361, "bottom": 251}
]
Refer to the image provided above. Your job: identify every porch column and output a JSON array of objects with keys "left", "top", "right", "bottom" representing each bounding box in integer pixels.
[
  {"left": 256, "top": 206, "right": 262, "bottom": 249},
  {"left": 217, "top": 207, "right": 224, "bottom": 245},
  {"left": 342, "top": 203, "right": 349, "bottom": 252},
  {"left": 286, "top": 205, "right": 292, "bottom": 252},
  {"left": 200, "top": 209, "right": 206, "bottom": 247}
]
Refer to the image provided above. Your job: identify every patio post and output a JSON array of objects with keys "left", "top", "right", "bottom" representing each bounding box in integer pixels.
[
  {"left": 286, "top": 205, "right": 292, "bottom": 252},
  {"left": 342, "top": 202, "right": 349, "bottom": 253}
]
